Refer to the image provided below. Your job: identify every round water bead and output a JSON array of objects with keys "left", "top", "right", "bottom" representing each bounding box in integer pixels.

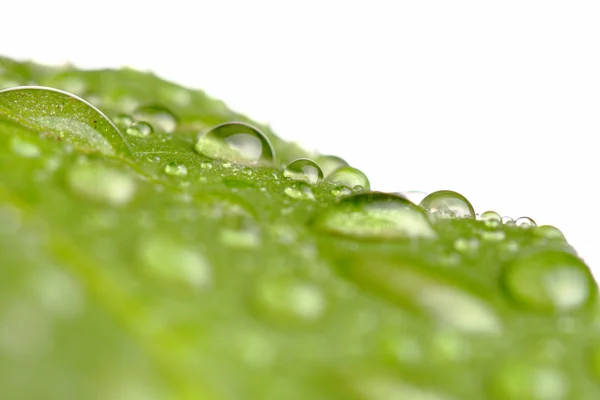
[
  {"left": 481, "top": 211, "right": 502, "bottom": 222},
  {"left": 502, "top": 216, "right": 516, "bottom": 226},
  {"left": 534, "top": 225, "right": 566, "bottom": 241},
  {"left": 283, "top": 158, "right": 323, "bottom": 184},
  {"left": 515, "top": 216, "right": 537, "bottom": 228},
  {"left": 164, "top": 162, "right": 188, "bottom": 177},
  {"left": 419, "top": 190, "right": 476, "bottom": 219},
  {"left": 327, "top": 166, "right": 370, "bottom": 191},
  {"left": 501, "top": 250, "right": 596, "bottom": 312},
  {"left": 311, "top": 192, "right": 436, "bottom": 239},
  {"left": 316, "top": 155, "right": 348, "bottom": 177},
  {"left": 113, "top": 113, "right": 134, "bottom": 129},
  {"left": 194, "top": 121, "right": 275, "bottom": 166},
  {"left": 133, "top": 105, "right": 178, "bottom": 134},
  {"left": 126, "top": 121, "right": 153, "bottom": 138}
]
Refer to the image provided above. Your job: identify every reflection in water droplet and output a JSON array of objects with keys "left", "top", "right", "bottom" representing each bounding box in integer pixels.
[
  {"left": 67, "top": 163, "right": 136, "bottom": 206},
  {"left": 331, "top": 186, "right": 352, "bottom": 198},
  {"left": 311, "top": 192, "right": 436, "bottom": 239},
  {"left": 481, "top": 210, "right": 502, "bottom": 222},
  {"left": 419, "top": 190, "right": 476, "bottom": 219},
  {"left": 489, "top": 362, "right": 567, "bottom": 400},
  {"left": 316, "top": 155, "right": 348, "bottom": 177},
  {"left": 126, "top": 121, "right": 153, "bottom": 138},
  {"left": 138, "top": 236, "right": 212, "bottom": 290},
  {"left": 502, "top": 250, "right": 595, "bottom": 312},
  {"left": 195, "top": 121, "right": 275, "bottom": 166},
  {"left": 11, "top": 137, "right": 40, "bottom": 158},
  {"left": 133, "top": 105, "right": 178, "bottom": 134},
  {"left": 113, "top": 114, "right": 134, "bottom": 129},
  {"left": 252, "top": 276, "right": 326, "bottom": 325},
  {"left": 0, "top": 86, "right": 129, "bottom": 155},
  {"left": 515, "top": 216, "right": 537, "bottom": 228},
  {"left": 327, "top": 166, "right": 370, "bottom": 190},
  {"left": 164, "top": 162, "right": 188, "bottom": 177},
  {"left": 284, "top": 158, "right": 323, "bottom": 184}
]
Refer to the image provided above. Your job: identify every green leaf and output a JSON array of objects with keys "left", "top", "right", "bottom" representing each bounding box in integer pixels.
[{"left": 1, "top": 56, "right": 599, "bottom": 400}]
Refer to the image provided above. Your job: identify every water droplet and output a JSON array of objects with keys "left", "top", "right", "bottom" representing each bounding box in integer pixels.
[
  {"left": 454, "top": 237, "right": 480, "bottom": 256},
  {"left": 11, "top": 136, "right": 40, "bottom": 158},
  {"left": 252, "top": 276, "right": 326, "bottom": 325},
  {"left": 126, "top": 121, "right": 153, "bottom": 138},
  {"left": 534, "top": 225, "right": 566, "bottom": 241},
  {"left": 419, "top": 190, "right": 476, "bottom": 219},
  {"left": 221, "top": 160, "right": 233, "bottom": 169},
  {"left": 398, "top": 190, "right": 429, "bottom": 205},
  {"left": 501, "top": 250, "right": 595, "bottom": 312},
  {"left": 284, "top": 158, "right": 323, "bottom": 184},
  {"left": 316, "top": 155, "right": 348, "bottom": 177},
  {"left": 284, "top": 183, "right": 315, "bottom": 200},
  {"left": 481, "top": 210, "right": 502, "bottom": 222},
  {"left": 502, "top": 216, "right": 516, "bottom": 226},
  {"left": 311, "top": 192, "right": 436, "bottom": 239},
  {"left": 113, "top": 113, "right": 134, "bottom": 129},
  {"left": 352, "top": 185, "right": 365, "bottom": 192},
  {"left": 133, "top": 105, "right": 178, "bottom": 134},
  {"left": 200, "top": 161, "right": 213, "bottom": 170},
  {"left": 327, "top": 166, "right": 370, "bottom": 190},
  {"left": 67, "top": 162, "right": 136, "bottom": 206},
  {"left": 489, "top": 362, "right": 567, "bottom": 400},
  {"left": 138, "top": 236, "right": 211, "bottom": 290},
  {"left": 194, "top": 121, "right": 275, "bottom": 166},
  {"left": 164, "top": 162, "right": 188, "bottom": 177},
  {"left": 516, "top": 216, "right": 537, "bottom": 228},
  {"left": 331, "top": 186, "right": 352, "bottom": 198},
  {"left": 0, "top": 86, "right": 129, "bottom": 155}
]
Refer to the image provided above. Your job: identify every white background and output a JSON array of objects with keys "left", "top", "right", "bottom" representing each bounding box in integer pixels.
[{"left": 2, "top": 1, "right": 599, "bottom": 274}]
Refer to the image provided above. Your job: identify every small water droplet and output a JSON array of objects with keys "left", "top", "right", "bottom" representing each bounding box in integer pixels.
[
  {"left": 502, "top": 216, "right": 516, "bottom": 226},
  {"left": 501, "top": 250, "right": 595, "bottom": 312},
  {"left": 284, "top": 158, "right": 323, "bottom": 184},
  {"left": 242, "top": 167, "right": 254, "bottom": 176},
  {"left": 489, "top": 362, "right": 567, "bottom": 400},
  {"left": 311, "top": 192, "right": 436, "bottom": 239},
  {"left": 419, "top": 190, "right": 476, "bottom": 219},
  {"left": 252, "top": 276, "right": 326, "bottom": 325},
  {"left": 133, "top": 105, "right": 178, "bottom": 133},
  {"left": 454, "top": 237, "right": 480, "bottom": 256},
  {"left": 481, "top": 210, "right": 502, "bottom": 222},
  {"left": 200, "top": 161, "right": 213, "bottom": 170},
  {"left": 67, "top": 163, "right": 136, "bottom": 206},
  {"left": 316, "top": 155, "right": 348, "bottom": 177},
  {"left": 284, "top": 183, "right": 315, "bottom": 200},
  {"left": 352, "top": 185, "right": 365, "bottom": 192},
  {"left": 331, "top": 186, "right": 352, "bottom": 198},
  {"left": 113, "top": 113, "right": 134, "bottom": 129},
  {"left": 164, "top": 162, "right": 188, "bottom": 177},
  {"left": 515, "top": 216, "right": 537, "bottom": 228},
  {"left": 194, "top": 121, "right": 275, "bottom": 166},
  {"left": 327, "top": 166, "right": 370, "bottom": 190},
  {"left": 126, "top": 121, "right": 153, "bottom": 137},
  {"left": 11, "top": 137, "right": 41, "bottom": 158}
]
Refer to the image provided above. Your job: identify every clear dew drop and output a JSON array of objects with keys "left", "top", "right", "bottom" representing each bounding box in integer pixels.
[
  {"left": 284, "top": 183, "right": 315, "bottom": 200},
  {"left": 419, "top": 190, "right": 476, "bottom": 219},
  {"left": 11, "top": 136, "right": 41, "bottom": 158},
  {"left": 481, "top": 210, "right": 502, "bottom": 222},
  {"left": 311, "top": 192, "right": 436, "bottom": 239},
  {"left": 490, "top": 362, "right": 567, "bottom": 400},
  {"left": 331, "top": 186, "right": 352, "bottom": 198},
  {"left": 501, "top": 250, "right": 595, "bottom": 312},
  {"left": 194, "top": 121, "right": 275, "bottom": 166},
  {"left": 126, "top": 121, "right": 153, "bottom": 138},
  {"left": 503, "top": 216, "right": 516, "bottom": 226},
  {"left": 138, "top": 236, "right": 212, "bottom": 290},
  {"left": 327, "top": 166, "right": 370, "bottom": 191},
  {"left": 113, "top": 113, "right": 134, "bottom": 129},
  {"left": 252, "top": 276, "right": 327, "bottom": 325},
  {"left": 316, "top": 155, "right": 348, "bottom": 177},
  {"left": 515, "top": 216, "right": 537, "bottom": 228},
  {"left": 67, "top": 162, "right": 136, "bottom": 206},
  {"left": 133, "top": 105, "right": 178, "bottom": 134},
  {"left": 164, "top": 162, "right": 188, "bottom": 177},
  {"left": 200, "top": 161, "right": 213, "bottom": 170},
  {"left": 283, "top": 158, "right": 324, "bottom": 184}
]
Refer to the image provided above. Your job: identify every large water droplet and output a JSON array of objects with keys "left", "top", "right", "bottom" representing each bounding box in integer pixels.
[
  {"left": 133, "top": 105, "right": 178, "bottom": 134},
  {"left": 164, "top": 162, "right": 188, "bottom": 177},
  {"left": 194, "top": 121, "right": 275, "bottom": 166},
  {"left": 327, "top": 166, "right": 370, "bottom": 191},
  {"left": 534, "top": 225, "right": 566, "bottom": 241},
  {"left": 126, "top": 121, "right": 153, "bottom": 138},
  {"left": 67, "top": 162, "right": 136, "bottom": 206},
  {"left": 311, "top": 192, "right": 436, "bottom": 239},
  {"left": 251, "top": 276, "right": 326, "bottom": 326},
  {"left": 316, "top": 155, "right": 348, "bottom": 177},
  {"left": 489, "top": 362, "right": 567, "bottom": 400},
  {"left": 419, "top": 190, "right": 476, "bottom": 219},
  {"left": 284, "top": 158, "right": 323, "bottom": 184},
  {"left": 0, "top": 86, "right": 130, "bottom": 156},
  {"left": 501, "top": 250, "right": 596, "bottom": 312}
]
